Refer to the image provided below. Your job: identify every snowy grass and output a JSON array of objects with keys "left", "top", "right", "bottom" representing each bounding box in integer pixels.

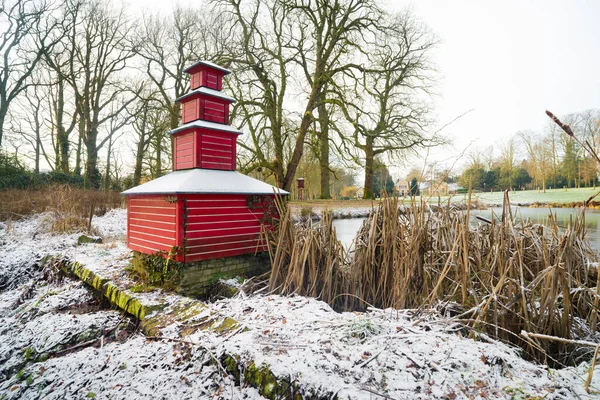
[{"left": 2, "top": 208, "right": 600, "bottom": 399}]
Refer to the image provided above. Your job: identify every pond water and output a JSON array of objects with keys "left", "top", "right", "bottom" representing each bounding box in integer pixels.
[
  {"left": 471, "top": 207, "right": 600, "bottom": 250},
  {"left": 332, "top": 217, "right": 366, "bottom": 250},
  {"left": 331, "top": 208, "right": 600, "bottom": 251}
]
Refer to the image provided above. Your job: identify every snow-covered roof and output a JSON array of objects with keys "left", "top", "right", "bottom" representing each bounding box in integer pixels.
[
  {"left": 183, "top": 60, "right": 232, "bottom": 75},
  {"left": 168, "top": 120, "right": 244, "bottom": 136},
  {"left": 176, "top": 87, "right": 236, "bottom": 103},
  {"left": 121, "top": 169, "right": 289, "bottom": 196}
]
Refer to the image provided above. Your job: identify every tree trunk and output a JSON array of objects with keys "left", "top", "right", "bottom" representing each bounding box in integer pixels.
[
  {"left": 363, "top": 138, "right": 374, "bottom": 199},
  {"left": 282, "top": 82, "right": 321, "bottom": 191},
  {"left": 155, "top": 138, "right": 162, "bottom": 178},
  {"left": 34, "top": 114, "right": 41, "bottom": 174},
  {"left": 318, "top": 102, "right": 330, "bottom": 199},
  {"left": 169, "top": 102, "right": 180, "bottom": 171},
  {"left": 133, "top": 136, "right": 145, "bottom": 186},
  {"left": 104, "top": 134, "right": 113, "bottom": 192},
  {"left": 84, "top": 129, "right": 99, "bottom": 189},
  {"left": 0, "top": 110, "right": 6, "bottom": 149},
  {"left": 56, "top": 77, "right": 70, "bottom": 173},
  {"left": 75, "top": 118, "right": 84, "bottom": 175}
]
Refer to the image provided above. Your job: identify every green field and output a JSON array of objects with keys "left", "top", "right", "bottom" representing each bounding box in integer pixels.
[
  {"left": 289, "top": 187, "right": 600, "bottom": 209},
  {"left": 449, "top": 187, "right": 600, "bottom": 205}
]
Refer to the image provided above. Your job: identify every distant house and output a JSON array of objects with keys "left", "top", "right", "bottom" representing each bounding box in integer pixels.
[
  {"left": 447, "top": 183, "right": 462, "bottom": 194},
  {"left": 419, "top": 181, "right": 449, "bottom": 196},
  {"left": 395, "top": 180, "right": 410, "bottom": 196}
]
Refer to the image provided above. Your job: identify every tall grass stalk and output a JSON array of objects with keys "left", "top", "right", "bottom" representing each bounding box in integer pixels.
[{"left": 265, "top": 193, "right": 600, "bottom": 365}]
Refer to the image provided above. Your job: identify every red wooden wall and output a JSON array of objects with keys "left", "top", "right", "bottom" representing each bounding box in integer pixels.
[
  {"left": 181, "top": 96, "right": 229, "bottom": 125},
  {"left": 173, "top": 129, "right": 237, "bottom": 171},
  {"left": 128, "top": 194, "right": 275, "bottom": 263},
  {"left": 182, "top": 194, "right": 274, "bottom": 262},
  {"left": 182, "top": 98, "right": 199, "bottom": 122},
  {"left": 174, "top": 132, "right": 195, "bottom": 170},
  {"left": 199, "top": 131, "right": 236, "bottom": 170},
  {"left": 190, "top": 68, "right": 224, "bottom": 91},
  {"left": 127, "top": 196, "right": 179, "bottom": 255}
]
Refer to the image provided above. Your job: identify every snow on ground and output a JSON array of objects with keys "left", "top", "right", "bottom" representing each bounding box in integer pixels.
[
  {"left": 193, "top": 295, "right": 599, "bottom": 399},
  {"left": 0, "top": 209, "right": 128, "bottom": 292},
  {"left": 2, "top": 209, "right": 600, "bottom": 399},
  {"left": 0, "top": 278, "right": 263, "bottom": 399}
]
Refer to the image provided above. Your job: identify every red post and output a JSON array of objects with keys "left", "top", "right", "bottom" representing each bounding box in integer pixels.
[{"left": 297, "top": 178, "right": 305, "bottom": 201}]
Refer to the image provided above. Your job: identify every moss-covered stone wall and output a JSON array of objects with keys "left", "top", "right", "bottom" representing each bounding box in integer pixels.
[{"left": 177, "top": 253, "right": 270, "bottom": 296}]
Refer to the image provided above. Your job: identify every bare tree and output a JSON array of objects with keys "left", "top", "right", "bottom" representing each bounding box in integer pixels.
[
  {"left": 9, "top": 85, "right": 47, "bottom": 172},
  {"left": 53, "top": 0, "right": 140, "bottom": 188},
  {"left": 218, "top": 0, "right": 382, "bottom": 192},
  {"left": 0, "top": 0, "right": 63, "bottom": 148},
  {"left": 518, "top": 130, "right": 547, "bottom": 191},
  {"left": 129, "top": 90, "right": 169, "bottom": 185},
  {"left": 331, "top": 11, "right": 439, "bottom": 198}
]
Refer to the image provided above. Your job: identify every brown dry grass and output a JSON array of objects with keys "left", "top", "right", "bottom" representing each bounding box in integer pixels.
[
  {"left": 266, "top": 193, "right": 600, "bottom": 366},
  {"left": 0, "top": 185, "right": 123, "bottom": 233}
]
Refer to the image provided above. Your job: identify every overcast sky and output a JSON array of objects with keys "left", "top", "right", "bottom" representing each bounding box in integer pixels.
[
  {"left": 128, "top": 0, "right": 600, "bottom": 176},
  {"left": 398, "top": 0, "right": 600, "bottom": 164}
]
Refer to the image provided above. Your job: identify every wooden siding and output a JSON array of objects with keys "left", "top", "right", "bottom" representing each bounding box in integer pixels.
[
  {"left": 189, "top": 67, "right": 224, "bottom": 91},
  {"left": 182, "top": 194, "right": 275, "bottom": 262},
  {"left": 180, "top": 95, "right": 229, "bottom": 125},
  {"left": 174, "top": 132, "right": 196, "bottom": 170},
  {"left": 181, "top": 98, "right": 199, "bottom": 123},
  {"left": 198, "top": 130, "right": 236, "bottom": 170},
  {"left": 127, "top": 196, "right": 179, "bottom": 256},
  {"left": 201, "top": 98, "right": 228, "bottom": 124}
]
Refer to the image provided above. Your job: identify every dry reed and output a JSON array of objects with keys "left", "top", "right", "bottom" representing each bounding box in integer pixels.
[
  {"left": 265, "top": 193, "right": 600, "bottom": 365},
  {"left": 0, "top": 185, "right": 123, "bottom": 233}
]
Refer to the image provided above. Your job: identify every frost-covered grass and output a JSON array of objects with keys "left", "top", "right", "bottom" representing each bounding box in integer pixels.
[
  {"left": 0, "top": 278, "right": 261, "bottom": 399},
  {"left": 2, "top": 209, "right": 600, "bottom": 399},
  {"left": 202, "top": 295, "right": 600, "bottom": 399}
]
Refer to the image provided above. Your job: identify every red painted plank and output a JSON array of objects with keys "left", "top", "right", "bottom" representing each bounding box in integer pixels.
[
  {"left": 176, "top": 133, "right": 194, "bottom": 143},
  {"left": 129, "top": 198, "right": 175, "bottom": 207},
  {"left": 185, "top": 197, "right": 247, "bottom": 204},
  {"left": 128, "top": 206, "right": 176, "bottom": 216},
  {"left": 186, "top": 246, "right": 267, "bottom": 262},
  {"left": 186, "top": 207, "right": 251, "bottom": 215},
  {"left": 176, "top": 141, "right": 194, "bottom": 151},
  {"left": 129, "top": 230, "right": 177, "bottom": 246},
  {"left": 185, "top": 226, "right": 262, "bottom": 239},
  {"left": 202, "top": 136, "right": 233, "bottom": 147},
  {"left": 186, "top": 213, "right": 263, "bottom": 224},
  {"left": 175, "top": 196, "right": 185, "bottom": 261},
  {"left": 129, "top": 241, "right": 174, "bottom": 255},
  {"left": 185, "top": 194, "right": 247, "bottom": 201},
  {"left": 203, "top": 114, "right": 225, "bottom": 124},
  {"left": 129, "top": 212, "right": 176, "bottom": 224},
  {"left": 129, "top": 224, "right": 176, "bottom": 238},
  {"left": 201, "top": 162, "right": 231, "bottom": 170},
  {"left": 202, "top": 153, "right": 231, "bottom": 162},
  {"left": 186, "top": 219, "right": 261, "bottom": 230},
  {"left": 185, "top": 233, "right": 262, "bottom": 247},
  {"left": 190, "top": 72, "right": 201, "bottom": 90},
  {"left": 186, "top": 239, "right": 264, "bottom": 253}
]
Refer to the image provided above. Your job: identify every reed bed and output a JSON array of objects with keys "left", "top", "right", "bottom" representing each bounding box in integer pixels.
[
  {"left": 0, "top": 185, "right": 123, "bottom": 233},
  {"left": 265, "top": 194, "right": 600, "bottom": 365}
]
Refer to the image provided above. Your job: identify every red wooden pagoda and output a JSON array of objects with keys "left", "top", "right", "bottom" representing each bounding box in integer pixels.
[{"left": 122, "top": 61, "right": 287, "bottom": 262}]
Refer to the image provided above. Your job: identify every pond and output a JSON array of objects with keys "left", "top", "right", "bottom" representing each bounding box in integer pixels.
[
  {"left": 331, "top": 217, "right": 366, "bottom": 250},
  {"left": 471, "top": 207, "right": 600, "bottom": 251},
  {"left": 331, "top": 207, "right": 600, "bottom": 251}
]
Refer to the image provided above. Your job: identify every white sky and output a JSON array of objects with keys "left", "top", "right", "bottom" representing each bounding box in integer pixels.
[
  {"left": 125, "top": 0, "right": 600, "bottom": 178},
  {"left": 397, "top": 0, "right": 600, "bottom": 174}
]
